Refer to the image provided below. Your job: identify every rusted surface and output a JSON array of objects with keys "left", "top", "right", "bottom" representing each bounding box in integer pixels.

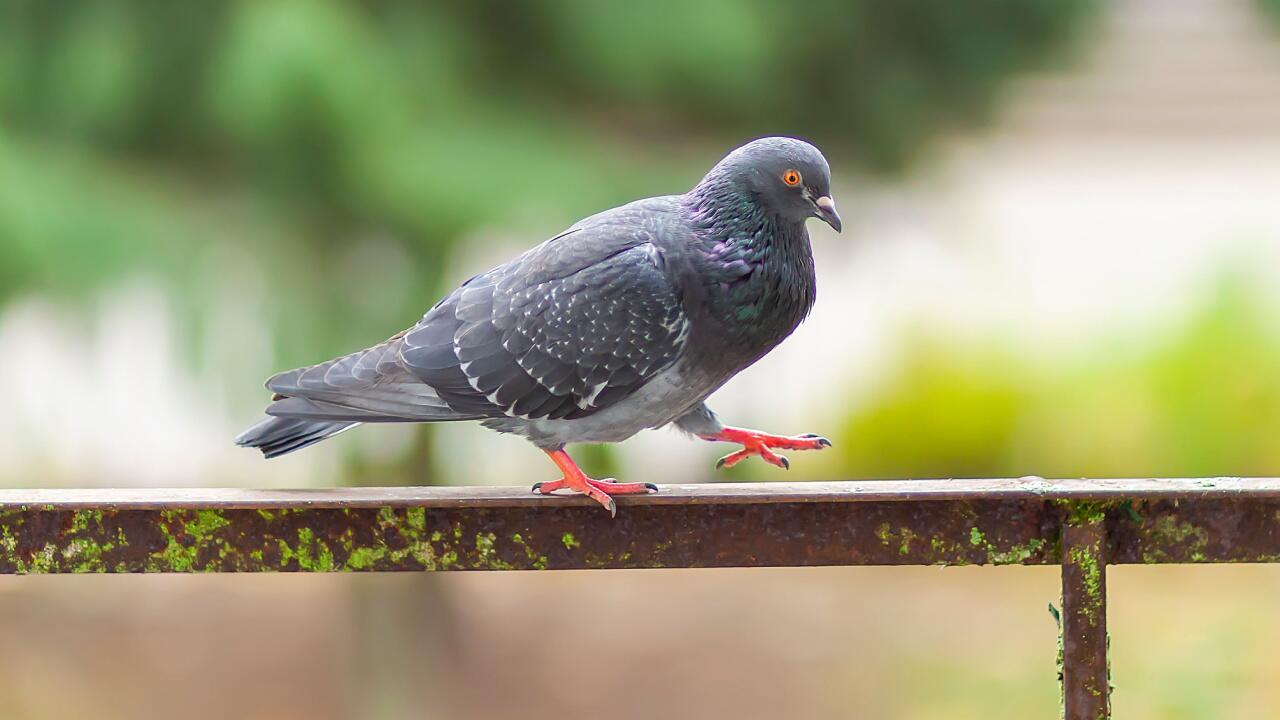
[
  {"left": 1108, "top": 497, "right": 1280, "bottom": 564},
  {"left": 1061, "top": 507, "right": 1109, "bottom": 720},
  {"left": 0, "top": 500, "right": 1058, "bottom": 573},
  {"left": 1, "top": 476, "right": 1276, "bottom": 510},
  {"left": 2, "top": 478, "right": 1279, "bottom": 573}
]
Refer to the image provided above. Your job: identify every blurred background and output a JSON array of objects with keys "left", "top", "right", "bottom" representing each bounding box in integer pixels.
[{"left": 2, "top": 0, "right": 1280, "bottom": 717}]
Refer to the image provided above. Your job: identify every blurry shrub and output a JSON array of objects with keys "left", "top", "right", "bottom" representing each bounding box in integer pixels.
[
  {"left": 1139, "top": 278, "right": 1280, "bottom": 475},
  {"left": 1261, "top": 0, "right": 1280, "bottom": 25},
  {"left": 836, "top": 276, "right": 1280, "bottom": 479},
  {"left": 837, "top": 340, "right": 1033, "bottom": 477}
]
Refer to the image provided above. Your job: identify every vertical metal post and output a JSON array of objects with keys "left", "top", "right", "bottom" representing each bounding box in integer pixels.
[{"left": 1061, "top": 509, "right": 1109, "bottom": 719}]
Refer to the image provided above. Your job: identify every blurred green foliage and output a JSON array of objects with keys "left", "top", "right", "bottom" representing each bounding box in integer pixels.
[
  {"left": 0, "top": 0, "right": 1094, "bottom": 365},
  {"left": 41, "top": 1, "right": 1280, "bottom": 490},
  {"left": 1261, "top": 0, "right": 1280, "bottom": 24},
  {"left": 836, "top": 275, "right": 1280, "bottom": 479}
]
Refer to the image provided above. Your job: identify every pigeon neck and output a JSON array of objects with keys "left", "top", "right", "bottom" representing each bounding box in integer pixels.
[
  {"left": 682, "top": 180, "right": 801, "bottom": 249},
  {"left": 680, "top": 178, "right": 818, "bottom": 362}
]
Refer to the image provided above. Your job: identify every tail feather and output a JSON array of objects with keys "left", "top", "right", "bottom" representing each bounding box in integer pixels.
[
  {"left": 238, "top": 333, "right": 483, "bottom": 458},
  {"left": 235, "top": 417, "right": 357, "bottom": 459},
  {"left": 265, "top": 396, "right": 424, "bottom": 422}
]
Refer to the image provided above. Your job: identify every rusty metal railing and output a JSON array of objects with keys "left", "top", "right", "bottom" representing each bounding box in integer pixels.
[{"left": 4, "top": 477, "right": 1280, "bottom": 719}]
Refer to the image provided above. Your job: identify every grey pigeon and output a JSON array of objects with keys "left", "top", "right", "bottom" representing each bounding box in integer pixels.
[{"left": 237, "top": 136, "right": 841, "bottom": 515}]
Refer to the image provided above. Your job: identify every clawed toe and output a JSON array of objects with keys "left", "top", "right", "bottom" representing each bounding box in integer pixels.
[
  {"left": 531, "top": 480, "right": 566, "bottom": 494},
  {"left": 532, "top": 451, "right": 658, "bottom": 517},
  {"left": 708, "top": 426, "right": 830, "bottom": 471},
  {"left": 715, "top": 449, "right": 750, "bottom": 470}
]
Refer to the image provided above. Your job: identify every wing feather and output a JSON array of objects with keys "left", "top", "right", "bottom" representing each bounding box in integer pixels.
[{"left": 401, "top": 216, "right": 688, "bottom": 421}]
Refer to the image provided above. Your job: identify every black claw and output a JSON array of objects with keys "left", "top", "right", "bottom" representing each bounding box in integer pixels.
[
  {"left": 644, "top": 483, "right": 659, "bottom": 492},
  {"left": 530, "top": 482, "right": 544, "bottom": 493},
  {"left": 715, "top": 457, "right": 727, "bottom": 470},
  {"left": 779, "top": 456, "right": 791, "bottom": 470},
  {"left": 817, "top": 437, "right": 832, "bottom": 448}
]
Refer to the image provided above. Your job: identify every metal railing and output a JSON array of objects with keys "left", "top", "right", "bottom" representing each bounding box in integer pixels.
[{"left": 4, "top": 477, "right": 1279, "bottom": 719}]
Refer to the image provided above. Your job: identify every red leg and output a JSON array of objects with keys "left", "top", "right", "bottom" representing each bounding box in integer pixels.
[
  {"left": 531, "top": 449, "right": 657, "bottom": 517},
  {"left": 700, "top": 426, "right": 832, "bottom": 470}
]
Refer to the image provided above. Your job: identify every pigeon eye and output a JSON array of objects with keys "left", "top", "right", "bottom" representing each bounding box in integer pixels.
[{"left": 781, "top": 169, "right": 802, "bottom": 187}]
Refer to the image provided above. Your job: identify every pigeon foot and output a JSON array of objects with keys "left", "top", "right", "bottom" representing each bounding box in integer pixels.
[
  {"left": 531, "top": 449, "right": 657, "bottom": 517},
  {"left": 703, "top": 427, "right": 832, "bottom": 470}
]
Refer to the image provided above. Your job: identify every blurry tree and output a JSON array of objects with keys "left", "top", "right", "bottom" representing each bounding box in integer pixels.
[
  {"left": 0, "top": 0, "right": 1096, "bottom": 308},
  {"left": 464, "top": 0, "right": 1097, "bottom": 170}
]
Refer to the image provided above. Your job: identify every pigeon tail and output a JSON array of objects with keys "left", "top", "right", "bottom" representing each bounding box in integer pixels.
[{"left": 235, "top": 416, "right": 357, "bottom": 459}]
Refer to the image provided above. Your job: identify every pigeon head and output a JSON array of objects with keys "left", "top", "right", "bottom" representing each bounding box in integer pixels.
[{"left": 697, "top": 136, "right": 841, "bottom": 232}]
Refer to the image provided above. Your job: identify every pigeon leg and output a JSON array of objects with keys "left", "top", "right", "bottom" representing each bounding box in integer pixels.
[
  {"left": 701, "top": 426, "right": 832, "bottom": 470},
  {"left": 531, "top": 449, "right": 657, "bottom": 517}
]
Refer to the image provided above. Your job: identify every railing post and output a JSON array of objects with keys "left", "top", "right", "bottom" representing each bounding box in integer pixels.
[{"left": 1060, "top": 504, "right": 1109, "bottom": 719}]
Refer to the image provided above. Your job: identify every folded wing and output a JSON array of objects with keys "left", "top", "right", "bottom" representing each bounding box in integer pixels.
[{"left": 402, "top": 231, "right": 689, "bottom": 421}]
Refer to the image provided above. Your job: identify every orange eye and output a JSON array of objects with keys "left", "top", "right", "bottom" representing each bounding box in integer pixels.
[{"left": 782, "top": 169, "right": 802, "bottom": 187}]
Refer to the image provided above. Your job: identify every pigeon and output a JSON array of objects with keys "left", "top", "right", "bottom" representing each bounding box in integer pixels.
[{"left": 237, "top": 136, "right": 841, "bottom": 515}]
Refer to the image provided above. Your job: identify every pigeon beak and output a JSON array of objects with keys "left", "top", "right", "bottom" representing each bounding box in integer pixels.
[{"left": 814, "top": 195, "right": 842, "bottom": 233}]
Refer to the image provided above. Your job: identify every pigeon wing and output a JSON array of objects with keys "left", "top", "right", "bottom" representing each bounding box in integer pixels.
[{"left": 401, "top": 226, "right": 689, "bottom": 421}]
